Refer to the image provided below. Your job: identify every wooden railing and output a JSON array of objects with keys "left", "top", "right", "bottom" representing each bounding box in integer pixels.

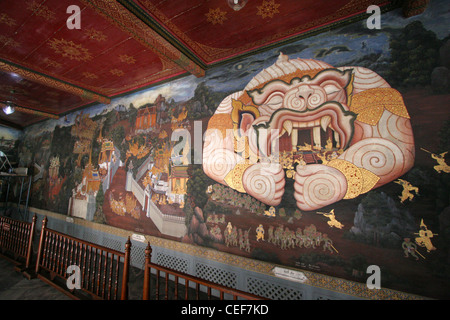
[
  {"left": 0, "top": 215, "right": 266, "bottom": 300},
  {"left": 143, "top": 242, "right": 265, "bottom": 300},
  {"left": 0, "top": 214, "right": 36, "bottom": 270},
  {"left": 34, "top": 216, "right": 131, "bottom": 300}
]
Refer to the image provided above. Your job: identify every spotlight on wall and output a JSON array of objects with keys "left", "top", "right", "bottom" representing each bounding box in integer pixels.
[
  {"left": 3, "top": 102, "right": 15, "bottom": 115},
  {"left": 227, "top": 0, "right": 248, "bottom": 11}
]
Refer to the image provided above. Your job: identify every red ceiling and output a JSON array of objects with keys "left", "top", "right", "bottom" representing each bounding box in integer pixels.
[
  {"left": 135, "top": 0, "right": 377, "bottom": 63},
  {"left": 0, "top": 0, "right": 403, "bottom": 129}
]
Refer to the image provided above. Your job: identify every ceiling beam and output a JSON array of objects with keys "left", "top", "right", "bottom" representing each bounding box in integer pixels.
[
  {"left": 117, "top": 0, "right": 208, "bottom": 70},
  {"left": 0, "top": 59, "right": 111, "bottom": 105},
  {"left": 0, "top": 118, "right": 24, "bottom": 131},
  {"left": 8, "top": 105, "right": 59, "bottom": 120},
  {"left": 0, "top": 102, "right": 59, "bottom": 128}
]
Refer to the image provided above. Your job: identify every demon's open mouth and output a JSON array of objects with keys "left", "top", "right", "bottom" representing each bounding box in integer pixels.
[{"left": 252, "top": 102, "right": 356, "bottom": 159}]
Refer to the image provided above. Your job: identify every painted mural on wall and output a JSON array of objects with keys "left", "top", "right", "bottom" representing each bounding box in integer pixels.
[
  {"left": 13, "top": 0, "right": 450, "bottom": 299},
  {"left": 0, "top": 126, "right": 22, "bottom": 167}
]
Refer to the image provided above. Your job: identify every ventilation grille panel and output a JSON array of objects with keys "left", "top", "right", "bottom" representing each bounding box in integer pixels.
[{"left": 246, "top": 276, "right": 303, "bottom": 300}]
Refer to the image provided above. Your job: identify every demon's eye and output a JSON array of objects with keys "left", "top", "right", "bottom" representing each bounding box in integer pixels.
[
  {"left": 322, "top": 82, "right": 341, "bottom": 95},
  {"left": 263, "top": 92, "right": 284, "bottom": 106}
]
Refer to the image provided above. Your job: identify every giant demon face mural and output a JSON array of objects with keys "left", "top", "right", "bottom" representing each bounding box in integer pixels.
[{"left": 203, "top": 54, "right": 415, "bottom": 211}]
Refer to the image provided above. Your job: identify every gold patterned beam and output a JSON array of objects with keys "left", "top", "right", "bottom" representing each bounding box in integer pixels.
[
  {"left": 0, "top": 102, "right": 59, "bottom": 119},
  {"left": 13, "top": 106, "right": 59, "bottom": 119},
  {"left": 0, "top": 60, "right": 111, "bottom": 105}
]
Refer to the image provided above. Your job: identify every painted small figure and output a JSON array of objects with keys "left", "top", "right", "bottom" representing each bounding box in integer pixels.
[
  {"left": 317, "top": 209, "right": 344, "bottom": 229},
  {"left": 264, "top": 206, "right": 276, "bottom": 217},
  {"left": 394, "top": 179, "right": 419, "bottom": 203},
  {"left": 402, "top": 238, "right": 420, "bottom": 260},
  {"left": 421, "top": 148, "right": 450, "bottom": 173},
  {"left": 431, "top": 151, "right": 450, "bottom": 173},
  {"left": 256, "top": 224, "right": 265, "bottom": 242},
  {"left": 415, "top": 219, "right": 438, "bottom": 252}
]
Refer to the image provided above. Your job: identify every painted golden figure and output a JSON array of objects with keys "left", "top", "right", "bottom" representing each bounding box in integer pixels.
[
  {"left": 280, "top": 151, "right": 296, "bottom": 179},
  {"left": 226, "top": 222, "right": 233, "bottom": 235},
  {"left": 264, "top": 206, "right": 276, "bottom": 217},
  {"left": 317, "top": 209, "right": 344, "bottom": 229},
  {"left": 256, "top": 224, "right": 265, "bottom": 242},
  {"left": 421, "top": 148, "right": 450, "bottom": 173},
  {"left": 415, "top": 219, "right": 438, "bottom": 252},
  {"left": 394, "top": 179, "right": 419, "bottom": 203}
]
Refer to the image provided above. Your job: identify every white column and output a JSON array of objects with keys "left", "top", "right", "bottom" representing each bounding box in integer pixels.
[
  {"left": 313, "top": 127, "right": 321, "bottom": 149},
  {"left": 334, "top": 131, "right": 340, "bottom": 149},
  {"left": 291, "top": 129, "right": 298, "bottom": 151}
]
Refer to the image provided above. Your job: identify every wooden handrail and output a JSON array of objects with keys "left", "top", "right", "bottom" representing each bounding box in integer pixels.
[
  {"left": 2, "top": 215, "right": 266, "bottom": 300},
  {"left": 0, "top": 214, "right": 36, "bottom": 269},
  {"left": 121, "top": 237, "right": 131, "bottom": 300},
  {"left": 35, "top": 216, "right": 131, "bottom": 300},
  {"left": 25, "top": 214, "right": 36, "bottom": 269},
  {"left": 143, "top": 242, "right": 266, "bottom": 300}
]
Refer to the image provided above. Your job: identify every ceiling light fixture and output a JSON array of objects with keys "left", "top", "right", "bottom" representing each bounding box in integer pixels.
[
  {"left": 227, "top": 0, "right": 248, "bottom": 11},
  {"left": 9, "top": 72, "right": 22, "bottom": 81},
  {"left": 2, "top": 102, "right": 15, "bottom": 115}
]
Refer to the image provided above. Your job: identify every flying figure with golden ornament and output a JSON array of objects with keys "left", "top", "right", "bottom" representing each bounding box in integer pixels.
[
  {"left": 415, "top": 219, "right": 438, "bottom": 252},
  {"left": 421, "top": 148, "right": 450, "bottom": 173},
  {"left": 316, "top": 209, "right": 344, "bottom": 229},
  {"left": 394, "top": 179, "right": 419, "bottom": 203}
]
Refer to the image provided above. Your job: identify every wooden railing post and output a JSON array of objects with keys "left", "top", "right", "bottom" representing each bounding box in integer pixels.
[
  {"left": 25, "top": 214, "right": 36, "bottom": 269},
  {"left": 0, "top": 216, "right": 3, "bottom": 249},
  {"left": 143, "top": 241, "right": 152, "bottom": 300},
  {"left": 120, "top": 236, "right": 131, "bottom": 300},
  {"left": 35, "top": 216, "right": 47, "bottom": 274}
]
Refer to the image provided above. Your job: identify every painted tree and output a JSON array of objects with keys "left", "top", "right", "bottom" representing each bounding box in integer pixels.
[
  {"left": 389, "top": 21, "right": 441, "bottom": 88},
  {"left": 94, "top": 184, "right": 106, "bottom": 224}
]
